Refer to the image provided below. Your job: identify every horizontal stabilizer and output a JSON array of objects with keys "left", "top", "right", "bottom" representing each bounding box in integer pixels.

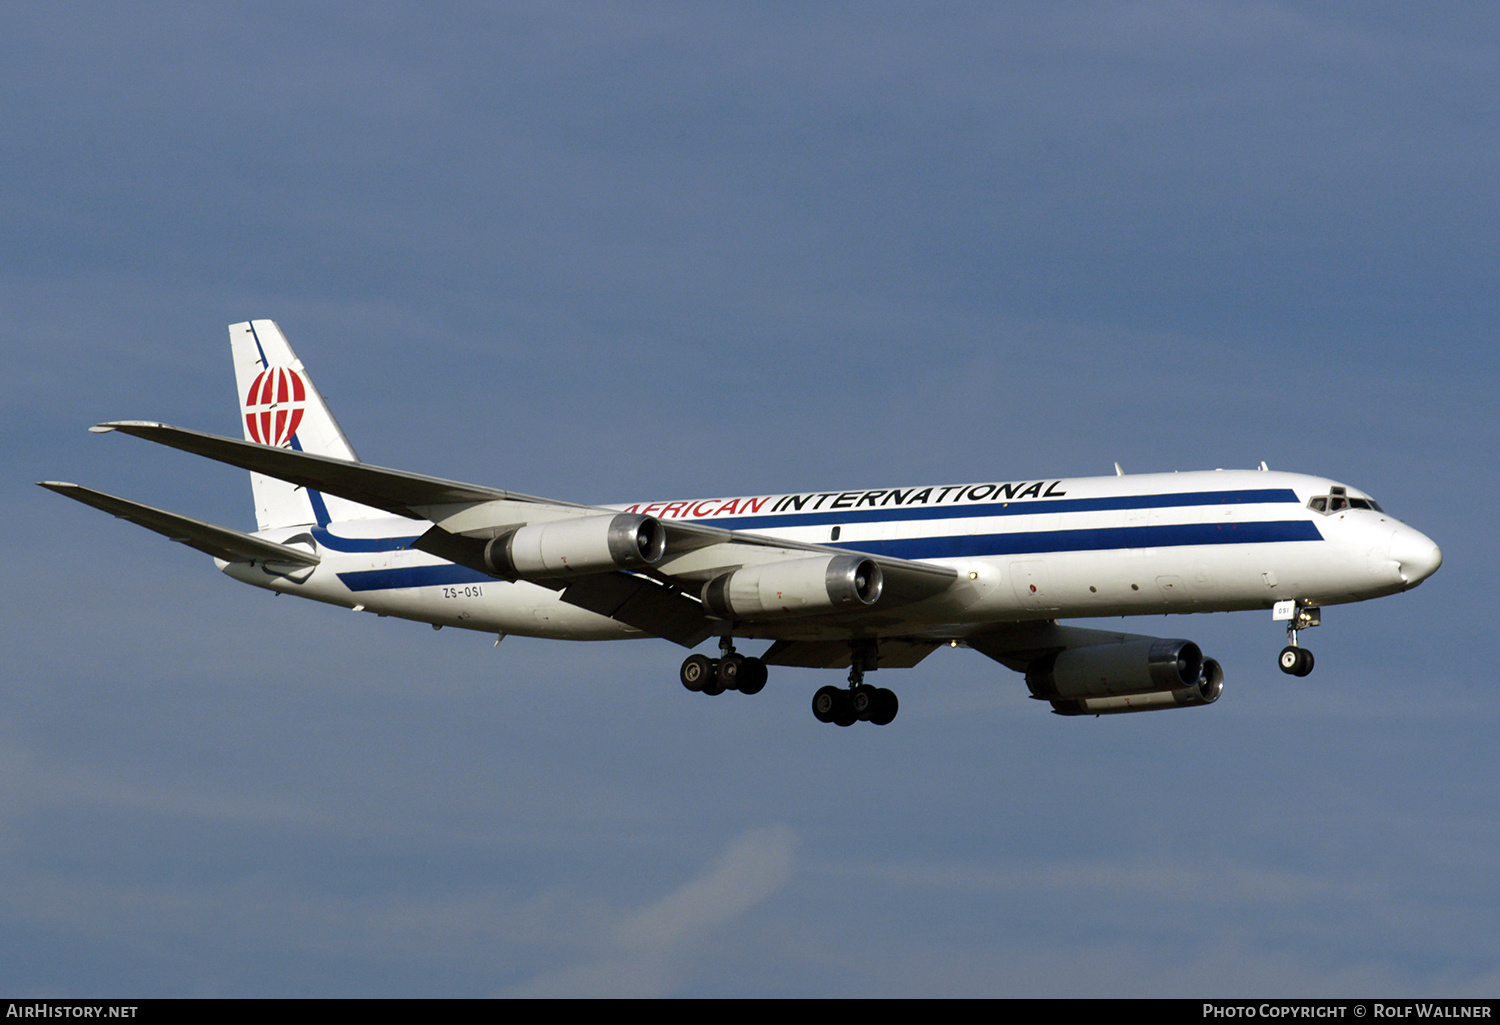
[
  {"left": 92, "top": 421, "right": 577, "bottom": 520},
  {"left": 38, "top": 482, "right": 320, "bottom": 567}
]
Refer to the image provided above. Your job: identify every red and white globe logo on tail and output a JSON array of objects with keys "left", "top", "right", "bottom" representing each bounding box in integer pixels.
[{"left": 244, "top": 366, "right": 307, "bottom": 447}]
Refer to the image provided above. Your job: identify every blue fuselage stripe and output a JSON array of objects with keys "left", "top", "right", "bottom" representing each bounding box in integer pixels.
[
  {"left": 830, "top": 519, "right": 1322, "bottom": 561},
  {"left": 312, "top": 526, "right": 420, "bottom": 552},
  {"left": 338, "top": 563, "right": 492, "bottom": 591}
]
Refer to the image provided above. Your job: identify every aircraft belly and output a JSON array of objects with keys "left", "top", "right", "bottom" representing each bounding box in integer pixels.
[{"left": 357, "top": 579, "right": 639, "bottom": 639}]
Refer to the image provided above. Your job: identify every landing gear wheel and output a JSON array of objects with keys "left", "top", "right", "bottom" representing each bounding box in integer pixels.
[
  {"left": 869, "top": 688, "right": 898, "bottom": 726},
  {"left": 850, "top": 684, "right": 877, "bottom": 720},
  {"left": 717, "top": 652, "right": 745, "bottom": 691},
  {"left": 736, "top": 657, "right": 768, "bottom": 695},
  {"left": 831, "top": 692, "right": 857, "bottom": 727},
  {"left": 1279, "top": 646, "right": 1315, "bottom": 677},
  {"left": 812, "top": 685, "right": 842, "bottom": 723},
  {"left": 701, "top": 658, "right": 726, "bottom": 695},
  {"left": 680, "top": 654, "right": 713, "bottom": 692}
]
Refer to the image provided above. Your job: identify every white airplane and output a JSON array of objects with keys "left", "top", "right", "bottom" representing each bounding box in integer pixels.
[{"left": 41, "top": 321, "right": 1442, "bottom": 726}]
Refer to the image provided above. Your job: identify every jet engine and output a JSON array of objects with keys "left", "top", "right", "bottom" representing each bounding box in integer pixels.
[
  {"left": 1025, "top": 638, "right": 1225, "bottom": 715},
  {"left": 482, "top": 512, "right": 666, "bottom": 578},
  {"left": 701, "top": 555, "right": 883, "bottom": 618}
]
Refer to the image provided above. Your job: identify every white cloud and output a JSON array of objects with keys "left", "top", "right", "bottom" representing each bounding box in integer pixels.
[{"left": 503, "top": 824, "right": 799, "bottom": 997}]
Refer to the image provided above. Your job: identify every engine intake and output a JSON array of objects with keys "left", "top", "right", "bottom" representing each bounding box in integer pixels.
[
  {"left": 702, "top": 555, "right": 883, "bottom": 619},
  {"left": 483, "top": 512, "right": 666, "bottom": 578}
]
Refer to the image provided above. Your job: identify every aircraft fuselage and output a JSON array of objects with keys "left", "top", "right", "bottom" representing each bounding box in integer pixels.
[{"left": 220, "top": 468, "right": 1440, "bottom": 643}]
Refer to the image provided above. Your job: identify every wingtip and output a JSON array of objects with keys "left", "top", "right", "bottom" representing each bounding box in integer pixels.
[
  {"left": 37, "top": 480, "right": 77, "bottom": 491},
  {"left": 91, "top": 420, "right": 168, "bottom": 434}
]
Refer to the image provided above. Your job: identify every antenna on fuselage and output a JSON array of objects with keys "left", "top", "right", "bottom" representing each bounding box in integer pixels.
[{"left": 1114, "top": 462, "right": 1124, "bottom": 476}]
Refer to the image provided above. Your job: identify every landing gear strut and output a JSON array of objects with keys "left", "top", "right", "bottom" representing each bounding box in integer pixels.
[
  {"left": 1275, "top": 602, "right": 1320, "bottom": 677},
  {"left": 679, "top": 638, "right": 768, "bottom": 697},
  {"left": 811, "top": 641, "right": 898, "bottom": 727}
]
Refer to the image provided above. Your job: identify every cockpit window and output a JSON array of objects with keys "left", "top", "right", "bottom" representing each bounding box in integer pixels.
[{"left": 1307, "top": 486, "right": 1383, "bottom": 515}]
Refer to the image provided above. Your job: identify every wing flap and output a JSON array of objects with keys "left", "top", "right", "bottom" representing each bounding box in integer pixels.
[
  {"left": 557, "top": 574, "right": 715, "bottom": 648},
  {"left": 967, "top": 622, "right": 1154, "bottom": 672},
  {"left": 39, "top": 482, "right": 320, "bottom": 567},
  {"left": 761, "top": 638, "right": 941, "bottom": 669}
]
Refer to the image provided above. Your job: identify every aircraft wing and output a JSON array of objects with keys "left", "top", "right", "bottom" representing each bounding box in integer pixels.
[
  {"left": 96, "top": 420, "right": 960, "bottom": 644},
  {"left": 759, "top": 637, "right": 942, "bottom": 669},
  {"left": 38, "top": 481, "right": 320, "bottom": 567},
  {"left": 91, "top": 421, "right": 583, "bottom": 518},
  {"left": 966, "top": 622, "right": 1173, "bottom": 670}
]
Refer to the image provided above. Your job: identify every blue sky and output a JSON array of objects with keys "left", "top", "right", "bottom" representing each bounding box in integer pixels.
[{"left": 2, "top": 3, "right": 1495, "bottom": 996}]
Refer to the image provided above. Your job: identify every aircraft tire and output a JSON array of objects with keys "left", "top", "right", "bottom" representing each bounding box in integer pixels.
[
  {"left": 812, "top": 686, "right": 841, "bottom": 723},
  {"left": 869, "top": 688, "right": 898, "bottom": 726},
  {"left": 1294, "top": 649, "right": 1315, "bottom": 677},
  {"left": 701, "top": 659, "right": 726, "bottom": 695},
  {"left": 1278, "top": 646, "right": 1302, "bottom": 675},
  {"left": 680, "top": 654, "right": 713, "bottom": 692},
  {"left": 850, "top": 684, "right": 876, "bottom": 720},
  {"left": 718, "top": 653, "right": 745, "bottom": 690},
  {"left": 831, "top": 693, "right": 858, "bottom": 727},
  {"left": 737, "top": 657, "right": 768, "bottom": 695}
]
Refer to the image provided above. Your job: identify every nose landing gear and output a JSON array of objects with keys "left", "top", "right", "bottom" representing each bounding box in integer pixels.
[{"left": 1275, "top": 601, "right": 1320, "bottom": 677}]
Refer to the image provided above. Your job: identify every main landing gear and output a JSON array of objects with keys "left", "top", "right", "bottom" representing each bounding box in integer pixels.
[
  {"left": 1276, "top": 602, "right": 1321, "bottom": 677},
  {"left": 811, "top": 644, "right": 898, "bottom": 727},
  {"left": 680, "top": 638, "right": 768, "bottom": 697},
  {"left": 680, "top": 637, "right": 900, "bottom": 726}
]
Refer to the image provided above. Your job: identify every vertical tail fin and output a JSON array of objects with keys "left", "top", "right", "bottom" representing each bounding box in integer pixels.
[{"left": 230, "top": 320, "right": 384, "bottom": 530}]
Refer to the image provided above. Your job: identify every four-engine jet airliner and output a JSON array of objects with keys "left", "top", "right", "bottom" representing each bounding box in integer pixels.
[{"left": 41, "top": 321, "right": 1442, "bottom": 725}]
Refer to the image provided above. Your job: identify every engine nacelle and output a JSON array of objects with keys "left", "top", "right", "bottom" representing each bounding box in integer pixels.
[
  {"left": 701, "top": 555, "right": 883, "bottom": 619},
  {"left": 482, "top": 512, "right": 666, "bottom": 579},
  {"left": 1047, "top": 659, "right": 1224, "bottom": 716},
  {"left": 1026, "top": 638, "right": 1225, "bottom": 715}
]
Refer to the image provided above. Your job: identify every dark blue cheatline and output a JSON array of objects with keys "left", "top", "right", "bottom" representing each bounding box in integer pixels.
[
  {"left": 337, "top": 563, "right": 492, "bottom": 592},
  {"left": 312, "top": 526, "right": 421, "bottom": 553},
  {"left": 835, "top": 519, "right": 1322, "bottom": 561}
]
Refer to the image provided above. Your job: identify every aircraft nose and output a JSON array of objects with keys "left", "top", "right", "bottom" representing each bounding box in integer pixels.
[{"left": 1389, "top": 526, "right": 1443, "bottom": 587}]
